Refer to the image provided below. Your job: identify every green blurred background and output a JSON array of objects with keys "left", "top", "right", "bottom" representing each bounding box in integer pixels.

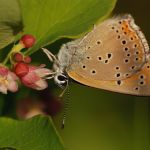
[{"left": 53, "top": 1, "right": 150, "bottom": 150}]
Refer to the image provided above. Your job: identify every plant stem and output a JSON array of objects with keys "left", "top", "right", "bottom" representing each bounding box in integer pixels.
[{"left": 3, "top": 43, "right": 24, "bottom": 65}]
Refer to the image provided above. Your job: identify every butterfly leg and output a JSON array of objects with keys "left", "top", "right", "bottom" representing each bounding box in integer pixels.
[
  {"left": 45, "top": 76, "right": 54, "bottom": 79},
  {"left": 42, "top": 71, "right": 55, "bottom": 81}
]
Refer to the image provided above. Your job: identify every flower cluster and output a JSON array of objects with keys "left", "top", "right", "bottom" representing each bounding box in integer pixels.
[{"left": 0, "top": 34, "right": 52, "bottom": 94}]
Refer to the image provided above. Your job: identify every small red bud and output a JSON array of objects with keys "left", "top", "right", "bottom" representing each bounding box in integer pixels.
[
  {"left": 24, "top": 56, "right": 32, "bottom": 63},
  {"left": 14, "top": 62, "right": 29, "bottom": 77},
  {"left": 20, "top": 34, "right": 36, "bottom": 48},
  {"left": 13, "top": 53, "right": 23, "bottom": 62}
]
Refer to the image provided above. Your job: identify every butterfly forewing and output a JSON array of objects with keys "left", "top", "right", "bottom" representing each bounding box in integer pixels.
[{"left": 68, "top": 15, "right": 149, "bottom": 81}]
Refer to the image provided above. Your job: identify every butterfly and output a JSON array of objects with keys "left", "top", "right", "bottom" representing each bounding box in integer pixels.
[{"left": 43, "top": 14, "right": 150, "bottom": 96}]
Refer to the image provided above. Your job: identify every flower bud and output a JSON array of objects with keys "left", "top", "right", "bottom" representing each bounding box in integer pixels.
[
  {"left": 13, "top": 53, "right": 23, "bottom": 62},
  {"left": 24, "top": 56, "right": 32, "bottom": 63},
  {"left": 14, "top": 62, "right": 29, "bottom": 77},
  {"left": 20, "top": 34, "right": 36, "bottom": 48}
]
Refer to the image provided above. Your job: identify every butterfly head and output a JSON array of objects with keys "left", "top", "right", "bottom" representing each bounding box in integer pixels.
[{"left": 54, "top": 72, "right": 68, "bottom": 88}]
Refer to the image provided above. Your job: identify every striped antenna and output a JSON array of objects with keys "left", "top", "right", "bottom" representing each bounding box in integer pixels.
[{"left": 61, "top": 84, "right": 70, "bottom": 129}]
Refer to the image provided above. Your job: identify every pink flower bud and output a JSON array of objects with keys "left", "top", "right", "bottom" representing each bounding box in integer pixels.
[
  {"left": 13, "top": 53, "right": 23, "bottom": 62},
  {"left": 24, "top": 56, "right": 32, "bottom": 63},
  {"left": 15, "top": 63, "right": 52, "bottom": 90},
  {"left": 20, "top": 34, "right": 36, "bottom": 48},
  {"left": 14, "top": 62, "right": 29, "bottom": 77}
]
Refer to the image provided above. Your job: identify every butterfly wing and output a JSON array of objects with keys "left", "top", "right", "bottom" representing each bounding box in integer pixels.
[
  {"left": 68, "top": 14, "right": 149, "bottom": 81},
  {"left": 68, "top": 60, "right": 150, "bottom": 96}
]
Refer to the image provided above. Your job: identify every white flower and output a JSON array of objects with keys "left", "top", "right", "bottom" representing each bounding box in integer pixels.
[{"left": 0, "top": 66, "right": 18, "bottom": 94}]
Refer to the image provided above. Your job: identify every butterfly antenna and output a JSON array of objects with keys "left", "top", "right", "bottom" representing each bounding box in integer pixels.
[
  {"left": 61, "top": 84, "right": 70, "bottom": 129},
  {"left": 42, "top": 48, "right": 59, "bottom": 63}
]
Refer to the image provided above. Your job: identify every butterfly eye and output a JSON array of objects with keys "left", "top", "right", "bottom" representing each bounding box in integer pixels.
[
  {"left": 54, "top": 74, "right": 68, "bottom": 88},
  {"left": 57, "top": 75, "right": 67, "bottom": 81}
]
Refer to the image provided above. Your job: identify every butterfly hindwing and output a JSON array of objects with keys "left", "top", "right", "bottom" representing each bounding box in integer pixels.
[{"left": 68, "top": 60, "right": 150, "bottom": 96}]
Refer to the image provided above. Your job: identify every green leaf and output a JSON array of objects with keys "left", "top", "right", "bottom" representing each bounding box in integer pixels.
[
  {"left": 0, "top": 116, "right": 65, "bottom": 150},
  {"left": 20, "top": 0, "right": 117, "bottom": 55},
  {"left": 0, "top": 0, "right": 22, "bottom": 49},
  {"left": 0, "top": 147, "right": 16, "bottom": 150}
]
